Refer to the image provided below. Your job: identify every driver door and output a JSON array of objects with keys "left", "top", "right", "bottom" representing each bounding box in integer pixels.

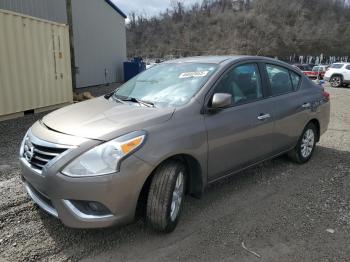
[{"left": 204, "top": 63, "right": 275, "bottom": 181}]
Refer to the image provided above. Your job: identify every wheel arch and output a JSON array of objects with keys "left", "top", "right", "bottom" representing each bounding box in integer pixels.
[
  {"left": 135, "top": 153, "right": 204, "bottom": 218},
  {"left": 330, "top": 73, "right": 344, "bottom": 80},
  {"left": 308, "top": 118, "right": 320, "bottom": 142}
]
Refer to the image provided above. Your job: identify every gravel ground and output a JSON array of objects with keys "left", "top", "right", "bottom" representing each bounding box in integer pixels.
[{"left": 0, "top": 85, "right": 349, "bottom": 262}]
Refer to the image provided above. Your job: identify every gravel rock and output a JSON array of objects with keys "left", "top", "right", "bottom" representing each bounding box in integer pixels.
[{"left": 326, "top": 229, "right": 335, "bottom": 234}]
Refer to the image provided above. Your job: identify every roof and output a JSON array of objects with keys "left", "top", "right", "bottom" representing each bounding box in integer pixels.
[
  {"left": 165, "top": 56, "right": 299, "bottom": 70},
  {"left": 166, "top": 55, "right": 257, "bottom": 64},
  {"left": 332, "top": 62, "right": 350, "bottom": 65},
  {"left": 104, "top": 0, "right": 127, "bottom": 19}
]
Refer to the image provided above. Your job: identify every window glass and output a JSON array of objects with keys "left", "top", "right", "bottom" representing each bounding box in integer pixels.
[
  {"left": 114, "top": 63, "right": 218, "bottom": 108},
  {"left": 290, "top": 71, "right": 301, "bottom": 90},
  {"left": 330, "top": 63, "right": 344, "bottom": 69},
  {"left": 214, "top": 63, "right": 263, "bottom": 105},
  {"left": 346, "top": 65, "right": 350, "bottom": 70},
  {"left": 266, "top": 64, "right": 294, "bottom": 96}
]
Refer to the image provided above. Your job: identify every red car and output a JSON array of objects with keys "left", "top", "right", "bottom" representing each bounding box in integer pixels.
[{"left": 303, "top": 65, "right": 329, "bottom": 80}]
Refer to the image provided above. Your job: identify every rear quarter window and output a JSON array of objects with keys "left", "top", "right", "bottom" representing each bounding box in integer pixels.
[{"left": 266, "top": 64, "right": 294, "bottom": 96}]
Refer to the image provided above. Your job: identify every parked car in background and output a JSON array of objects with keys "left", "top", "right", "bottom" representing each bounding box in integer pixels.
[
  {"left": 324, "top": 63, "right": 350, "bottom": 87},
  {"left": 20, "top": 56, "right": 330, "bottom": 233},
  {"left": 303, "top": 65, "right": 329, "bottom": 80},
  {"left": 293, "top": 64, "right": 313, "bottom": 72},
  {"left": 293, "top": 63, "right": 315, "bottom": 78}
]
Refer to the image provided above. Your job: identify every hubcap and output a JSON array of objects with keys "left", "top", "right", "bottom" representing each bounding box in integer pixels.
[
  {"left": 301, "top": 129, "right": 315, "bottom": 158},
  {"left": 170, "top": 171, "right": 184, "bottom": 221}
]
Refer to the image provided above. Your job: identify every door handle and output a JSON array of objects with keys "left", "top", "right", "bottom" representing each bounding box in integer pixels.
[
  {"left": 301, "top": 102, "right": 311, "bottom": 109},
  {"left": 257, "top": 113, "right": 271, "bottom": 120}
]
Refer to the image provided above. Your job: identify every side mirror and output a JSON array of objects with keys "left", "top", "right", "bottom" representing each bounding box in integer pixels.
[{"left": 210, "top": 93, "right": 232, "bottom": 110}]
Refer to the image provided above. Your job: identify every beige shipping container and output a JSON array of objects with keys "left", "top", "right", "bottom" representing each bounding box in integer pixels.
[{"left": 0, "top": 9, "right": 73, "bottom": 120}]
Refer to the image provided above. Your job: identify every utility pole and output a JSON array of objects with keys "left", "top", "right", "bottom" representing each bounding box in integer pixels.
[{"left": 66, "top": 0, "right": 77, "bottom": 91}]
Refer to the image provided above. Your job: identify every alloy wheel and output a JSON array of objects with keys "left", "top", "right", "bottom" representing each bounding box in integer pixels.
[
  {"left": 170, "top": 171, "right": 184, "bottom": 221},
  {"left": 301, "top": 129, "right": 315, "bottom": 158},
  {"left": 330, "top": 76, "right": 341, "bottom": 87}
]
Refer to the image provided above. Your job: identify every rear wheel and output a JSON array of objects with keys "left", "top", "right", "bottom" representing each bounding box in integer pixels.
[
  {"left": 330, "top": 75, "right": 343, "bottom": 87},
  {"left": 288, "top": 123, "right": 317, "bottom": 164},
  {"left": 146, "top": 161, "right": 186, "bottom": 233}
]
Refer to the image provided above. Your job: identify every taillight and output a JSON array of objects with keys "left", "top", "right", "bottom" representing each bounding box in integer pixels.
[{"left": 323, "top": 91, "right": 330, "bottom": 101}]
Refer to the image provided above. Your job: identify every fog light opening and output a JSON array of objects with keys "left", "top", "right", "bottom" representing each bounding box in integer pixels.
[{"left": 70, "top": 200, "right": 112, "bottom": 216}]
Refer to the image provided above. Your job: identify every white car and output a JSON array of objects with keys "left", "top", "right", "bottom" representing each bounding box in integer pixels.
[{"left": 324, "top": 63, "right": 350, "bottom": 87}]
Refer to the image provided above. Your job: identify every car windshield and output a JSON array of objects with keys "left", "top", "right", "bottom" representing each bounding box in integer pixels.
[
  {"left": 312, "top": 66, "right": 322, "bottom": 72},
  {"left": 330, "top": 63, "right": 344, "bottom": 69},
  {"left": 113, "top": 63, "right": 218, "bottom": 108}
]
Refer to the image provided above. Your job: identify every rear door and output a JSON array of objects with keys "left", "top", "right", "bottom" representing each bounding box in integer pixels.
[
  {"left": 204, "top": 62, "right": 275, "bottom": 181},
  {"left": 262, "top": 63, "right": 309, "bottom": 153}
]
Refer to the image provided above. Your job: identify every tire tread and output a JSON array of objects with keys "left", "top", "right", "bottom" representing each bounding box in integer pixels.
[{"left": 146, "top": 161, "right": 185, "bottom": 232}]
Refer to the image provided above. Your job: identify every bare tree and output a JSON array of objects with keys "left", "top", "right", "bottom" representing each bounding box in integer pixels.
[{"left": 126, "top": 0, "right": 350, "bottom": 58}]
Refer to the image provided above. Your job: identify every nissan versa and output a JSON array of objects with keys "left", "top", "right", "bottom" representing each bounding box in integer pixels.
[{"left": 20, "top": 56, "right": 330, "bottom": 233}]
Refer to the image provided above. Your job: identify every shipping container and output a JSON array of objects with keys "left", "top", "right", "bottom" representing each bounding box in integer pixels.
[{"left": 0, "top": 9, "right": 73, "bottom": 120}]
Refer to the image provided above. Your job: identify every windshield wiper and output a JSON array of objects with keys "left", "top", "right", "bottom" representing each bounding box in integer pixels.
[
  {"left": 112, "top": 94, "right": 155, "bottom": 107},
  {"left": 107, "top": 93, "right": 126, "bottom": 104},
  {"left": 119, "top": 97, "right": 155, "bottom": 107}
]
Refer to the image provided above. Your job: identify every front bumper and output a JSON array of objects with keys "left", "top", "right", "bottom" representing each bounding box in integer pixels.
[{"left": 20, "top": 128, "right": 154, "bottom": 228}]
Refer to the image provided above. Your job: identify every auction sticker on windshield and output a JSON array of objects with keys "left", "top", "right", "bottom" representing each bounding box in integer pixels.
[{"left": 179, "top": 71, "right": 209, "bottom": 79}]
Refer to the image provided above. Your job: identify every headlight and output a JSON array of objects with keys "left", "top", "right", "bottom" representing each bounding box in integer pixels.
[{"left": 62, "top": 131, "right": 146, "bottom": 177}]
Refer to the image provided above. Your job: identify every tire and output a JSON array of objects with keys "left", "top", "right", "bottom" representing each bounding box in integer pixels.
[
  {"left": 146, "top": 160, "right": 186, "bottom": 233},
  {"left": 288, "top": 123, "right": 317, "bottom": 164},
  {"left": 330, "top": 75, "right": 343, "bottom": 87}
]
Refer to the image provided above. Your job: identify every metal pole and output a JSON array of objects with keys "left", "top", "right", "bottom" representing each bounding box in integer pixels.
[{"left": 66, "top": 0, "right": 77, "bottom": 91}]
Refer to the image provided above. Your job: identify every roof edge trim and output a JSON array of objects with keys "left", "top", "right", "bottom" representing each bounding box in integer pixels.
[{"left": 105, "top": 0, "right": 127, "bottom": 19}]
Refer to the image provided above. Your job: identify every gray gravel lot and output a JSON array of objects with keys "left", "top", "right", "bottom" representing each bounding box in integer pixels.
[{"left": 0, "top": 85, "right": 349, "bottom": 262}]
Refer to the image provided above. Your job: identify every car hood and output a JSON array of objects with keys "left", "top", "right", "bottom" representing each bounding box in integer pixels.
[{"left": 42, "top": 97, "right": 175, "bottom": 141}]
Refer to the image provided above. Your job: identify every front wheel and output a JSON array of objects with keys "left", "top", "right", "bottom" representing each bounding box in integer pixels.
[
  {"left": 330, "top": 75, "right": 343, "bottom": 87},
  {"left": 288, "top": 123, "right": 317, "bottom": 164},
  {"left": 146, "top": 161, "right": 186, "bottom": 233}
]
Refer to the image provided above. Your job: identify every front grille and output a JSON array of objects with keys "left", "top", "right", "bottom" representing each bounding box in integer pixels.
[{"left": 23, "top": 136, "right": 68, "bottom": 171}]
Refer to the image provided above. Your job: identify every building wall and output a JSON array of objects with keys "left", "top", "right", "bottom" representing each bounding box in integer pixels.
[
  {"left": 0, "top": 0, "right": 67, "bottom": 23},
  {"left": 72, "top": 0, "right": 127, "bottom": 87}
]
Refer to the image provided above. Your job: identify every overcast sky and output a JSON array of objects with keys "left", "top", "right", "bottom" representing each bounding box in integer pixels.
[{"left": 112, "top": 0, "right": 201, "bottom": 21}]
